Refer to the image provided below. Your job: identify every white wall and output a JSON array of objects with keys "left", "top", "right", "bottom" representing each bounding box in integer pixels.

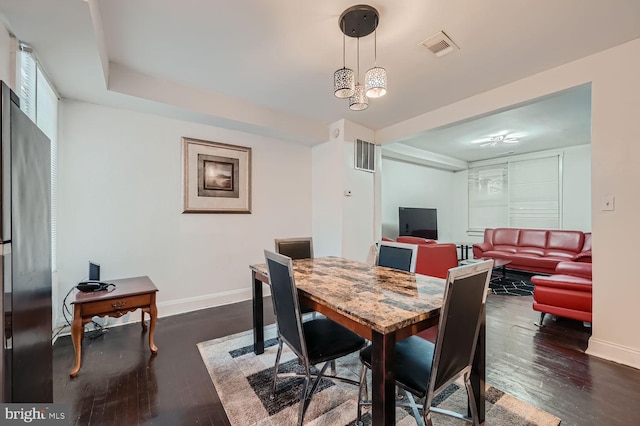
[
  {"left": 342, "top": 121, "right": 375, "bottom": 262},
  {"left": 312, "top": 137, "right": 343, "bottom": 257},
  {"left": 375, "top": 38, "right": 640, "bottom": 369},
  {"left": 381, "top": 158, "right": 455, "bottom": 242},
  {"left": 312, "top": 120, "right": 376, "bottom": 263},
  {"left": 57, "top": 100, "right": 312, "bottom": 325},
  {"left": 562, "top": 144, "right": 591, "bottom": 231}
]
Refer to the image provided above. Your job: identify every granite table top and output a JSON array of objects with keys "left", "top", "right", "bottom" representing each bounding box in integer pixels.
[{"left": 251, "top": 256, "right": 446, "bottom": 335}]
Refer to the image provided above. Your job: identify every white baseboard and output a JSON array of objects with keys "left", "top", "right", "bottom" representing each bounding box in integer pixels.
[
  {"left": 51, "top": 287, "right": 269, "bottom": 342},
  {"left": 587, "top": 337, "right": 640, "bottom": 370}
]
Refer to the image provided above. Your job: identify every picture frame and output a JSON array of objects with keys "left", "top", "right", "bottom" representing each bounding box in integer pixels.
[{"left": 182, "top": 137, "right": 252, "bottom": 213}]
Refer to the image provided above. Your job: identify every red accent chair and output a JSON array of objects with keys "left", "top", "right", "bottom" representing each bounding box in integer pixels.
[
  {"left": 531, "top": 261, "right": 592, "bottom": 324},
  {"left": 413, "top": 243, "right": 459, "bottom": 343},
  {"left": 414, "top": 243, "right": 459, "bottom": 279}
]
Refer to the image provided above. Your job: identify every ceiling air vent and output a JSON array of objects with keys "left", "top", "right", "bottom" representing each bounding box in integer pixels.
[
  {"left": 355, "top": 139, "right": 375, "bottom": 173},
  {"left": 420, "top": 31, "right": 459, "bottom": 57}
]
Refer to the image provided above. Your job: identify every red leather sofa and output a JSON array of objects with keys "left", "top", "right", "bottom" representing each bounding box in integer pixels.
[
  {"left": 531, "top": 261, "right": 592, "bottom": 323},
  {"left": 472, "top": 228, "right": 591, "bottom": 274}
]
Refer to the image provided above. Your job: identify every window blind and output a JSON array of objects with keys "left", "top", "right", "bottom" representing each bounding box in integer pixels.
[
  {"left": 468, "top": 164, "right": 508, "bottom": 231},
  {"left": 18, "top": 48, "right": 59, "bottom": 271},
  {"left": 468, "top": 154, "right": 562, "bottom": 232},
  {"left": 508, "top": 156, "right": 560, "bottom": 229}
]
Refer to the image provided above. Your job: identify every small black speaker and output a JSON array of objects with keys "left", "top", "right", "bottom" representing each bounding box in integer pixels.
[{"left": 89, "top": 261, "right": 100, "bottom": 281}]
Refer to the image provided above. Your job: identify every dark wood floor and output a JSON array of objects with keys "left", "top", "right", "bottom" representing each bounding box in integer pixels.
[{"left": 53, "top": 294, "right": 640, "bottom": 426}]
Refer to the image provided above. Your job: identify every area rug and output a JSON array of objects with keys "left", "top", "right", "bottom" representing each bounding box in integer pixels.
[
  {"left": 197, "top": 326, "right": 561, "bottom": 425},
  {"left": 489, "top": 270, "right": 536, "bottom": 296}
]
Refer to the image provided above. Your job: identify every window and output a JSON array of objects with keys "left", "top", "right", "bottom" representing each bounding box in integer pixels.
[
  {"left": 468, "top": 164, "right": 508, "bottom": 231},
  {"left": 468, "top": 153, "right": 562, "bottom": 232},
  {"left": 16, "top": 45, "right": 59, "bottom": 271}
]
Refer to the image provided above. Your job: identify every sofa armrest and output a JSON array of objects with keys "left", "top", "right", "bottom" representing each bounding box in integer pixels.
[
  {"left": 555, "top": 261, "right": 592, "bottom": 279},
  {"left": 571, "top": 249, "right": 592, "bottom": 263},
  {"left": 472, "top": 242, "right": 492, "bottom": 259},
  {"left": 531, "top": 274, "right": 592, "bottom": 292}
]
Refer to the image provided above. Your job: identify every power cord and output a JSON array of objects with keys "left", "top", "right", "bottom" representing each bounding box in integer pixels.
[{"left": 51, "top": 276, "right": 109, "bottom": 342}]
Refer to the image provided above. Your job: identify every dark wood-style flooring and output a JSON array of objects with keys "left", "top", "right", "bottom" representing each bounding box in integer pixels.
[{"left": 53, "top": 293, "right": 640, "bottom": 425}]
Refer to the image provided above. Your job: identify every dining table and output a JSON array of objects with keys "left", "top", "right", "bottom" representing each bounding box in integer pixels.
[{"left": 250, "top": 256, "right": 485, "bottom": 425}]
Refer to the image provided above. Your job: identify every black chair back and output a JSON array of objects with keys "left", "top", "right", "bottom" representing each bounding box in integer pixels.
[
  {"left": 430, "top": 260, "right": 493, "bottom": 393},
  {"left": 264, "top": 250, "right": 307, "bottom": 361},
  {"left": 275, "top": 237, "right": 313, "bottom": 260},
  {"left": 377, "top": 241, "right": 418, "bottom": 272}
]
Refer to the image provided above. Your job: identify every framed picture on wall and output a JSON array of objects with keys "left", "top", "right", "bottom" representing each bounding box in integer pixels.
[{"left": 182, "top": 137, "right": 252, "bottom": 213}]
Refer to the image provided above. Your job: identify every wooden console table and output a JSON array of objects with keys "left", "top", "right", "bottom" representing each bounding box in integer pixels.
[{"left": 69, "top": 276, "right": 158, "bottom": 377}]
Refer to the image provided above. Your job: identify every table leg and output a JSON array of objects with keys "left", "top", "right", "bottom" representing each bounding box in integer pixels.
[
  {"left": 253, "top": 271, "right": 265, "bottom": 355},
  {"left": 141, "top": 310, "right": 147, "bottom": 330},
  {"left": 371, "top": 331, "right": 396, "bottom": 426},
  {"left": 470, "top": 304, "right": 486, "bottom": 423},
  {"left": 70, "top": 307, "right": 84, "bottom": 378},
  {"left": 148, "top": 296, "right": 158, "bottom": 354}
]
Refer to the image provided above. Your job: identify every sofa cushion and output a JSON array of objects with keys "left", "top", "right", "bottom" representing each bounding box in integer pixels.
[
  {"left": 508, "top": 253, "right": 565, "bottom": 270},
  {"left": 543, "top": 249, "right": 576, "bottom": 259},
  {"left": 516, "top": 246, "right": 546, "bottom": 256},
  {"left": 482, "top": 250, "right": 517, "bottom": 259},
  {"left": 518, "top": 229, "right": 548, "bottom": 249},
  {"left": 582, "top": 232, "right": 592, "bottom": 251},
  {"left": 493, "top": 228, "right": 520, "bottom": 246},
  {"left": 492, "top": 245, "right": 518, "bottom": 254},
  {"left": 546, "top": 230, "right": 584, "bottom": 252},
  {"left": 572, "top": 250, "right": 592, "bottom": 263}
]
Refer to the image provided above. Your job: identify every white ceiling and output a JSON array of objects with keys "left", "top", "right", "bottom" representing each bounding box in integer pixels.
[
  {"left": 0, "top": 1, "right": 639, "bottom": 157},
  {"left": 396, "top": 83, "right": 592, "bottom": 163}
]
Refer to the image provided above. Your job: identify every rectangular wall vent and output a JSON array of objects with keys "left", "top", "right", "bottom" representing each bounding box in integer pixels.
[
  {"left": 420, "top": 31, "right": 459, "bottom": 57},
  {"left": 355, "top": 139, "right": 375, "bottom": 172}
]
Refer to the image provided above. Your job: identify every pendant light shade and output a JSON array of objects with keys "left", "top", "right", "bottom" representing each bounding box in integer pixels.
[
  {"left": 349, "top": 83, "right": 368, "bottom": 111},
  {"left": 335, "top": 5, "right": 384, "bottom": 111},
  {"left": 334, "top": 67, "right": 355, "bottom": 98},
  {"left": 365, "top": 66, "right": 387, "bottom": 98}
]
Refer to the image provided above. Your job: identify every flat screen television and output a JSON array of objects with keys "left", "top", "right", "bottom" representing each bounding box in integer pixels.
[{"left": 399, "top": 207, "right": 438, "bottom": 240}]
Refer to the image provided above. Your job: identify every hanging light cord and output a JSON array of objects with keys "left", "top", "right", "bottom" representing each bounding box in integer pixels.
[
  {"left": 342, "top": 21, "right": 346, "bottom": 68},
  {"left": 374, "top": 21, "right": 377, "bottom": 66},
  {"left": 356, "top": 36, "right": 360, "bottom": 83}
]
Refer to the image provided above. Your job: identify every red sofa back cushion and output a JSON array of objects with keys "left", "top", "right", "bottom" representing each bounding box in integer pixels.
[
  {"left": 546, "top": 230, "right": 584, "bottom": 252},
  {"left": 396, "top": 236, "right": 436, "bottom": 245},
  {"left": 582, "top": 233, "right": 592, "bottom": 251},
  {"left": 492, "top": 228, "right": 519, "bottom": 253}
]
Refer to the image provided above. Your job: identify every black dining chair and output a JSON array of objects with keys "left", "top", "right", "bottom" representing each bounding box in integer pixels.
[
  {"left": 376, "top": 241, "right": 419, "bottom": 272},
  {"left": 275, "top": 237, "right": 314, "bottom": 260},
  {"left": 356, "top": 260, "right": 494, "bottom": 426},
  {"left": 264, "top": 250, "right": 366, "bottom": 426},
  {"left": 275, "top": 237, "right": 316, "bottom": 317}
]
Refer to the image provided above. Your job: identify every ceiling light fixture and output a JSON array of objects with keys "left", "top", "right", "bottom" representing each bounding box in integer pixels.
[
  {"left": 472, "top": 133, "right": 521, "bottom": 147},
  {"left": 334, "top": 5, "right": 386, "bottom": 111}
]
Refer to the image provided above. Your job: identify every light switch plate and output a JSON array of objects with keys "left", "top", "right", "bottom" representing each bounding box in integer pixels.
[{"left": 601, "top": 195, "right": 615, "bottom": 211}]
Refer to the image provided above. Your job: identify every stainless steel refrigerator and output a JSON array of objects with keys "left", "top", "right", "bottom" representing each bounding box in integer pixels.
[{"left": 0, "top": 81, "right": 53, "bottom": 402}]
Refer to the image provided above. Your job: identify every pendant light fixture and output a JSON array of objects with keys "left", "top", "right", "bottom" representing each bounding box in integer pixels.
[
  {"left": 365, "top": 22, "right": 387, "bottom": 98},
  {"left": 336, "top": 5, "right": 385, "bottom": 111},
  {"left": 334, "top": 21, "right": 355, "bottom": 98},
  {"left": 349, "top": 37, "right": 368, "bottom": 111}
]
